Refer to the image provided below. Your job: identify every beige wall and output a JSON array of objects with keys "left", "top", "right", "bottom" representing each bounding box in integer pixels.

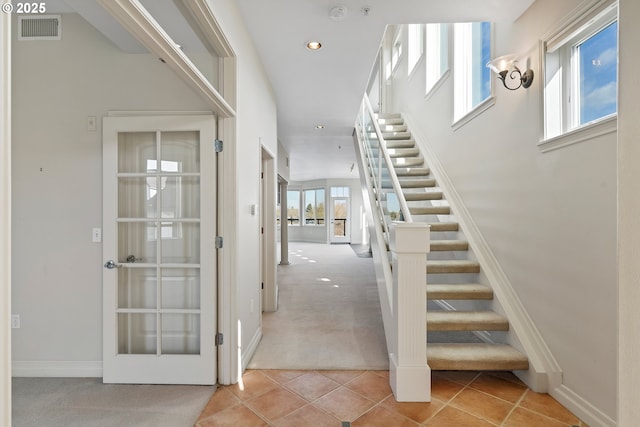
[{"left": 618, "top": 0, "right": 640, "bottom": 424}]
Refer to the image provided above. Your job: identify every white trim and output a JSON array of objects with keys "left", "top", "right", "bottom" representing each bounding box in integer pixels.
[
  {"left": 241, "top": 328, "right": 262, "bottom": 371},
  {"left": 452, "top": 96, "right": 496, "bottom": 131},
  {"left": 543, "top": 0, "right": 617, "bottom": 52},
  {"left": 551, "top": 384, "right": 617, "bottom": 427},
  {"left": 539, "top": 114, "right": 617, "bottom": 152},
  {"left": 261, "top": 147, "right": 278, "bottom": 312},
  {"left": 217, "top": 116, "right": 238, "bottom": 385},
  {"left": 425, "top": 69, "right": 450, "bottom": 102},
  {"left": 12, "top": 361, "right": 103, "bottom": 378},
  {"left": 106, "top": 110, "right": 213, "bottom": 117},
  {"left": 97, "top": 0, "right": 235, "bottom": 118},
  {"left": 405, "top": 112, "right": 563, "bottom": 393},
  {"left": 1, "top": 11, "right": 12, "bottom": 427}
]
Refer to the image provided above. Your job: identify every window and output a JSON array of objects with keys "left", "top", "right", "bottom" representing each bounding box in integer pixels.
[
  {"left": 453, "top": 22, "right": 492, "bottom": 123},
  {"left": 425, "top": 23, "right": 449, "bottom": 95},
  {"left": 286, "top": 190, "right": 300, "bottom": 225},
  {"left": 543, "top": 1, "right": 617, "bottom": 141},
  {"left": 330, "top": 186, "right": 350, "bottom": 197},
  {"left": 387, "top": 27, "right": 403, "bottom": 78},
  {"left": 303, "top": 189, "right": 325, "bottom": 225},
  {"left": 407, "top": 24, "right": 424, "bottom": 77}
]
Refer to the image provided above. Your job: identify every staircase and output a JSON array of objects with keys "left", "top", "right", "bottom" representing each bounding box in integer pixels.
[{"left": 377, "top": 113, "right": 529, "bottom": 372}]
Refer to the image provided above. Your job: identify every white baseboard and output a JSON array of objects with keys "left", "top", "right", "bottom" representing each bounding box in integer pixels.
[
  {"left": 551, "top": 384, "right": 617, "bottom": 427},
  {"left": 12, "top": 361, "right": 102, "bottom": 377},
  {"left": 241, "top": 328, "right": 262, "bottom": 371}
]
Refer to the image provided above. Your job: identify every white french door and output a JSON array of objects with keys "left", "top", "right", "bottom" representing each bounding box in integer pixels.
[
  {"left": 330, "top": 197, "right": 351, "bottom": 243},
  {"left": 102, "top": 114, "right": 216, "bottom": 384}
]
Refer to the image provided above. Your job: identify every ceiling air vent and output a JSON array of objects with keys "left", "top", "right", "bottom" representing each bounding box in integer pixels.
[{"left": 18, "top": 15, "right": 61, "bottom": 41}]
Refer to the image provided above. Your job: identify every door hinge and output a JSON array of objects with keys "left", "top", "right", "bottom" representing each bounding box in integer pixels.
[
  {"left": 214, "top": 139, "right": 223, "bottom": 153},
  {"left": 215, "top": 236, "right": 223, "bottom": 249},
  {"left": 261, "top": 227, "right": 264, "bottom": 234},
  {"left": 261, "top": 282, "right": 264, "bottom": 290},
  {"left": 215, "top": 332, "right": 223, "bottom": 346},
  {"left": 261, "top": 172, "right": 264, "bottom": 179}
]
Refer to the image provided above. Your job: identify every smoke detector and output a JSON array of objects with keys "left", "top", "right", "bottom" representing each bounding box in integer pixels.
[{"left": 329, "top": 5, "right": 348, "bottom": 21}]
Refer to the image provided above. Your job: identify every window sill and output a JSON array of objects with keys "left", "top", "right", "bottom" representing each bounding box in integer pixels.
[
  {"left": 452, "top": 96, "right": 496, "bottom": 131},
  {"left": 425, "top": 69, "right": 450, "bottom": 102},
  {"left": 539, "top": 114, "right": 617, "bottom": 153}
]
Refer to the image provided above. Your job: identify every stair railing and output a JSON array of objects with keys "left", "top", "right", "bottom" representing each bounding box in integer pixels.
[
  {"left": 354, "top": 93, "right": 431, "bottom": 402},
  {"left": 358, "top": 95, "right": 413, "bottom": 232}
]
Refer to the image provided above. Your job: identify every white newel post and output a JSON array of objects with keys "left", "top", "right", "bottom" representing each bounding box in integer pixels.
[{"left": 389, "top": 222, "right": 431, "bottom": 402}]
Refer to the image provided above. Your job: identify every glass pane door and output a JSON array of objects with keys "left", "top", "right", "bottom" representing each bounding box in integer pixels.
[
  {"left": 331, "top": 197, "right": 350, "bottom": 243},
  {"left": 103, "top": 114, "right": 216, "bottom": 385},
  {"left": 116, "top": 130, "right": 201, "bottom": 356}
]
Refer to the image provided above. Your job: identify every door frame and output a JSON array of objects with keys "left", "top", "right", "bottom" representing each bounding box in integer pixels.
[
  {"left": 261, "top": 147, "right": 277, "bottom": 312},
  {"left": 99, "top": 0, "right": 240, "bottom": 385},
  {"left": 330, "top": 197, "right": 351, "bottom": 244},
  {"left": 102, "top": 113, "right": 217, "bottom": 384}
]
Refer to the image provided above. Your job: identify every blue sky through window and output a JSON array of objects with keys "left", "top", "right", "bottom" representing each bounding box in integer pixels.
[
  {"left": 481, "top": 22, "right": 491, "bottom": 102},
  {"left": 579, "top": 21, "right": 618, "bottom": 124}
]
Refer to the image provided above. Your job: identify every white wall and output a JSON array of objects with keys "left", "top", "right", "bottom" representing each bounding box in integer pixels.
[
  {"left": 384, "top": 0, "right": 617, "bottom": 422},
  {"left": 12, "top": 3, "right": 279, "bottom": 379},
  {"left": 1, "top": 11, "right": 12, "bottom": 426},
  {"left": 618, "top": 0, "right": 640, "bottom": 424},
  {"left": 206, "top": 0, "right": 278, "bottom": 369},
  {"left": 277, "top": 140, "right": 290, "bottom": 183},
  {"left": 11, "top": 14, "right": 211, "bottom": 369}
]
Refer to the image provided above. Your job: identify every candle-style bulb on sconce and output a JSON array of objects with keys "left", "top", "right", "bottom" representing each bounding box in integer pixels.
[{"left": 487, "top": 54, "right": 534, "bottom": 91}]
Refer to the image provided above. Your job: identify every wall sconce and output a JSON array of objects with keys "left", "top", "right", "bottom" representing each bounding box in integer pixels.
[{"left": 486, "top": 54, "right": 534, "bottom": 90}]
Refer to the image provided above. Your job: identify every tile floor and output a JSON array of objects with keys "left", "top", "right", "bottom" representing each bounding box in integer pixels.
[{"left": 195, "top": 369, "right": 588, "bottom": 427}]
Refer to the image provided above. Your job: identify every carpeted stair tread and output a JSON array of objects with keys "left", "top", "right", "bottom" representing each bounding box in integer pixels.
[
  {"left": 381, "top": 178, "right": 436, "bottom": 189},
  {"left": 392, "top": 157, "right": 423, "bottom": 167},
  {"left": 377, "top": 113, "right": 402, "bottom": 120},
  {"left": 386, "top": 140, "right": 416, "bottom": 148},
  {"left": 427, "top": 283, "right": 493, "bottom": 300},
  {"left": 410, "top": 206, "right": 451, "bottom": 215},
  {"left": 398, "top": 178, "right": 437, "bottom": 188},
  {"left": 428, "top": 344, "right": 529, "bottom": 371},
  {"left": 404, "top": 191, "right": 444, "bottom": 201},
  {"left": 427, "top": 260, "right": 480, "bottom": 273},
  {"left": 430, "top": 240, "right": 469, "bottom": 251},
  {"left": 426, "top": 310, "right": 509, "bottom": 331},
  {"left": 379, "top": 124, "right": 408, "bottom": 132},
  {"left": 388, "top": 147, "right": 420, "bottom": 157},
  {"left": 427, "top": 222, "right": 459, "bottom": 232},
  {"left": 383, "top": 131, "right": 412, "bottom": 140},
  {"left": 395, "top": 167, "right": 430, "bottom": 176}
]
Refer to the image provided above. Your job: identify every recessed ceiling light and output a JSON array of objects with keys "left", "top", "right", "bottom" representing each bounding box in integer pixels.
[
  {"left": 315, "top": 124, "right": 325, "bottom": 129},
  {"left": 306, "top": 41, "right": 322, "bottom": 51}
]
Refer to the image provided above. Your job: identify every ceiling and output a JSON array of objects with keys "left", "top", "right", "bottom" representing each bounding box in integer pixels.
[{"left": 45, "top": 0, "right": 535, "bottom": 181}]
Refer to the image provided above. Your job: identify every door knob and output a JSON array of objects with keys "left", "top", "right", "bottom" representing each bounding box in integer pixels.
[{"left": 104, "top": 260, "right": 121, "bottom": 269}]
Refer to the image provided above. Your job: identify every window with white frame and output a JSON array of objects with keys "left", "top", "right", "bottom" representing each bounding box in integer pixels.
[
  {"left": 303, "top": 188, "right": 325, "bottom": 225},
  {"left": 286, "top": 190, "right": 300, "bottom": 225},
  {"left": 425, "top": 23, "right": 449, "bottom": 95},
  {"left": 453, "top": 22, "right": 492, "bottom": 122},
  {"left": 407, "top": 24, "right": 424, "bottom": 77},
  {"left": 387, "top": 27, "right": 403, "bottom": 78},
  {"left": 543, "top": 0, "right": 617, "bottom": 141},
  {"left": 330, "top": 186, "right": 350, "bottom": 197}
]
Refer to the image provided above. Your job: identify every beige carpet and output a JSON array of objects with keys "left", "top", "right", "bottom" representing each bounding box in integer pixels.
[{"left": 248, "top": 242, "right": 389, "bottom": 370}]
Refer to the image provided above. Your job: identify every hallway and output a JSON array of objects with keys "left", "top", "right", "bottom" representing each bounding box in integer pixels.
[{"left": 248, "top": 242, "right": 388, "bottom": 370}]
